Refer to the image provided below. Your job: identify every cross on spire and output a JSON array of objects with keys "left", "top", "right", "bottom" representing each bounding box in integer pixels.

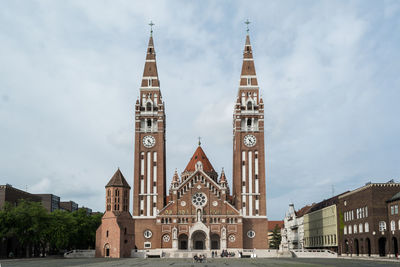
[
  {"left": 245, "top": 19, "right": 250, "bottom": 33},
  {"left": 149, "top": 20, "right": 155, "bottom": 36},
  {"left": 198, "top": 137, "right": 201, "bottom": 146}
]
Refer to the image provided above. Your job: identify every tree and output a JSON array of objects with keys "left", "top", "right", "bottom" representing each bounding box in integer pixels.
[{"left": 270, "top": 224, "right": 282, "bottom": 249}]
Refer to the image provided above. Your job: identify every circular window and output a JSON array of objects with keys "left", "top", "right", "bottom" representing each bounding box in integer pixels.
[
  {"left": 229, "top": 235, "right": 236, "bottom": 243},
  {"left": 247, "top": 230, "right": 256, "bottom": 239},
  {"left": 144, "top": 230, "right": 152, "bottom": 239},
  {"left": 192, "top": 192, "right": 207, "bottom": 207},
  {"left": 212, "top": 201, "right": 218, "bottom": 207},
  {"left": 163, "top": 234, "right": 170, "bottom": 242},
  {"left": 181, "top": 201, "right": 186, "bottom": 207}
]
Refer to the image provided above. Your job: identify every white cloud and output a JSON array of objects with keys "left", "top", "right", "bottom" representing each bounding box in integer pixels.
[{"left": 1, "top": 1, "right": 399, "bottom": 220}]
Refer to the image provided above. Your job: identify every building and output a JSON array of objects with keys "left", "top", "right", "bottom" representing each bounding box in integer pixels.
[
  {"left": 96, "top": 27, "right": 269, "bottom": 257},
  {"left": 338, "top": 182, "right": 400, "bottom": 257},
  {"left": 35, "top": 194, "right": 60, "bottom": 213},
  {"left": 268, "top": 221, "right": 283, "bottom": 248},
  {"left": 387, "top": 192, "right": 400, "bottom": 257},
  {"left": 95, "top": 169, "right": 135, "bottom": 258},
  {"left": 60, "top": 200, "right": 78, "bottom": 212},
  {"left": 280, "top": 203, "right": 313, "bottom": 251},
  {"left": 303, "top": 194, "right": 347, "bottom": 252},
  {"left": 0, "top": 184, "right": 41, "bottom": 209}
]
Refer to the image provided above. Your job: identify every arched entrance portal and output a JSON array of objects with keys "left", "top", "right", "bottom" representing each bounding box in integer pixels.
[
  {"left": 104, "top": 243, "right": 110, "bottom": 257},
  {"left": 379, "top": 237, "right": 386, "bottom": 257},
  {"left": 178, "top": 234, "right": 188, "bottom": 250},
  {"left": 392, "top": 237, "right": 398, "bottom": 256},
  {"left": 211, "top": 234, "right": 220, "bottom": 250},
  {"left": 366, "top": 238, "right": 371, "bottom": 256},
  {"left": 354, "top": 239, "right": 359, "bottom": 256},
  {"left": 192, "top": 231, "right": 206, "bottom": 250}
]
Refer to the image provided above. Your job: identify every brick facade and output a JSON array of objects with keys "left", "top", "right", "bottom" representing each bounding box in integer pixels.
[
  {"left": 338, "top": 183, "right": 400, "bottom": 257},
  {"left": 95, "top": 31, "right": 269, "bottom": 257}
]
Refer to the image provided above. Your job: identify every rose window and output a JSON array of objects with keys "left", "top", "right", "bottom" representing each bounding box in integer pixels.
[
  {"left": 192, "top": 192, "right": 207, "bottom": 207},
  {"left": 247, "top": 230, "right": 255, "bottom": 239},
  {"left": 163, "top": 234, "right": 170, "bottom": 242},
  {"left": 229, "top": 235, "right": 236, "bottom": 242},
  {"left": 143, "top": 229, "right": 152, "bottom": 239}
]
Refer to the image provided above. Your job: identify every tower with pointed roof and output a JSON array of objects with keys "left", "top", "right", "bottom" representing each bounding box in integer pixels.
[
  {"left": 96, "top": 169, "right": 135, "bottom": 258},
  {"left": 133, "top": 27, "right": 167, "bottom": 218},
  {"left": 232, "top": 29, "right": 266, "bottom": 218}
]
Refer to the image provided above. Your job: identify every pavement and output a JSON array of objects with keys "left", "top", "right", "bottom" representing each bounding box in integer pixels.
[{"left": 0, "top": 257, "right": 399, "bottom": 267}]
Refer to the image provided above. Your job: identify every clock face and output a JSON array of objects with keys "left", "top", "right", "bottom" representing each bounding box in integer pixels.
[
  {"left": 244, "top": 134, "right": 256, "bottom": 147},
  {"left": 143, "top": 135, "right": 156, "bottom": 148}
]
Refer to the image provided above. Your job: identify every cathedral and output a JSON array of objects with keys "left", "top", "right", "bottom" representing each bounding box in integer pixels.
[{"left": 96, "top": 26, "right": 269, "bottom": 258}]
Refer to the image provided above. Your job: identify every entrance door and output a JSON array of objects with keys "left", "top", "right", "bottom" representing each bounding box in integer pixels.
[
  {"left": 211, "top": 234, "right": 220, "bottom": 250},
  {"left": 354, "top": 239, "right": 359, "bottom": 256},
  {"left": 379, "top": 237, "right": 386, "bottom": 257},
  {"left": 366, "top": 238, "right": 371, "bottom": 256},
  {"left": 393, "top": 237, "right": 398, "bottom": 256},
  {"left": 104, "top": 244, "right": 110, "bottom": 257},
  {"left": 192, "top": 231, "right": 206, "bottom": 250},
  {"left": 178, "top": 234, "right": 188, "bottom": 250}
]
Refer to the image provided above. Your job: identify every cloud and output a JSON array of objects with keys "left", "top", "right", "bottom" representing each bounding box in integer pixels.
[{"left": 0, "top": 1, "right": 399, "bottom": 220}]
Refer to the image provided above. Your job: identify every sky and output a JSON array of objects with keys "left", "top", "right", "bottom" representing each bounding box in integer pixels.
[{"left": 1, "top": 0, "right": 399, "bottom": 220}]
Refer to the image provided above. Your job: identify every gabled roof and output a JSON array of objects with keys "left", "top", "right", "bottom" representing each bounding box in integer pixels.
[
  {"left": 106, "top": 169, "right": 131, "bottom": 189},
  {"left": 388, "top": 191, "right": 400, "bottom": 203},
  {"left": 268, "top": 220, "right": 284, "bottom": 231},
  {"left": 184, "top": 145, "right": 215, "bottom": 173},
  {"left": 295, "top": 204, "right": 314, "bottom": 217}
]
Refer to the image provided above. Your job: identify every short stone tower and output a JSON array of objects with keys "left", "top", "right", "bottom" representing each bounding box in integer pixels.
[{"left": 95, "top": 169, "right": 135, "bottom": 258}]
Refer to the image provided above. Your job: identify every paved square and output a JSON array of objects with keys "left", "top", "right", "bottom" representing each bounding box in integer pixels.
[{"left": 0, "top": 258, "right": 399, "bottom": 267}]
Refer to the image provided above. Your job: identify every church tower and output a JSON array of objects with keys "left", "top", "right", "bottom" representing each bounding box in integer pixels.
[
  {"left": 232, "top": 30, "right": 267, "bottom": 218},
  {"left": 133, "top": 27, "right": 166, "bottom": 217},
  {"left": 95, "top": 169, "right": 135, "bottom": 258}
]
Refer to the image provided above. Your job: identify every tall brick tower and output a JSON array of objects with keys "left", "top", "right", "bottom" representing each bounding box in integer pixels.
[
  {"left": 232, "top": 31, "right": 266, "bottom": 218},
  {"left": 133, "top": 28, "right": 166, "bottom": 218}
]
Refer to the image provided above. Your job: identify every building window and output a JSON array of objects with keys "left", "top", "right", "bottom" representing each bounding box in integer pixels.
[
  {"left": 144, "top": 242, "right": 151, "bottom": 248},
  {"left": 359, "top": 223, "right": 363, "bottom": 233},
  {"left": 344, "top": 226, "right": 347, "bottom": 235},
  {"left": 144, "top": 230, "right": 153, "bottom": 239},
  {"left": 365, "top": 222, "right": 369, "bottom": 232},
  {"left": 391, "top": 220, "right": 396, "bottom": 231},
  {"left": 106, "top": 230, "right": 109, "bottom": 237},
  {"left": 395, "top": 205, "right": 399, "bottom": 214},
  {"left": 348, "top": 225, "right": 352, "bottom": 234},
  {"left": 163, "top": 234, "right": 170, "bottom": 242},
  {"left": 353, "top": 224, "right": 357, "bottom": 234},
  {"left": 391, "top": 206, "right": 395, "bottom": 215},
  {"left": 247, "top": 230, "right": 256, "bottom": 238},
  {"left": 398, "top": 220, "right": 400, "bottom": 230},
  {"left": 379, "top": 221, "right": 387, "bottom": 231}
]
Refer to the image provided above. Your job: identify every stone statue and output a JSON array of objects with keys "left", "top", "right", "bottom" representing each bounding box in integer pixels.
[
  {"left": 173, "top": 227, "right": 177, "bottom": 239},
  {"left": 222, "top": 226, "right": 226, "bottom": 239}
]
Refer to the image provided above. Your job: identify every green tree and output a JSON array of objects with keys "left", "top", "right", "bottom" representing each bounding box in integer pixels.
[
  {"left": 46, "top": 210, "right": 76, "bottom": 252},
  {"left": 270, "top": 224, "right": 282, "bottom": 249},
  {"left": 10, "top": 200, "right": 49, "bottom": 257}
]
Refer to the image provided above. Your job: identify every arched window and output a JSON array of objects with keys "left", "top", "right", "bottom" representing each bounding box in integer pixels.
[
  {"left": 359, "top": 223, "right": 363, "bottom": 233},
  {"left": 391, "top": 220, "right": 396, "bottom": 231},
  {"left": 146, "top": 102, "right": 152, "bottom": 111},
  {"left": 147, "top": 119, "right": 152, "bottom": 128},
  {"left": 365, "top": 222, "right": 369, "bottom": 232},
  {"left": 247, "top": 101, "right": 253, "bottom": 110},
  {"left": 247, "top": 118, "right": 252, "bottom": 127},
  {"left": 353, "top": 224, "right": 357, "bottom": 234},
  {"left": 107, "top": 189, "right": 110, "bottom": 197},
  {"left": 379, "top": 221, "right": 386, "bottom": 231},
  {"left": 344, "top": 226, "right": 347, "bottom": 235}
]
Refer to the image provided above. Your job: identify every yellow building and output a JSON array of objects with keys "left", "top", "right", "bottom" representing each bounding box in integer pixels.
[{"left": 303, "top": 198, "right": 340, "bottom": 252}]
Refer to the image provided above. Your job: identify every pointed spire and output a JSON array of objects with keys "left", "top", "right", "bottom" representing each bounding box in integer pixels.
[
  {"left": 106, "top": 169, "right": 131, "bottom": 188},
  {"left": 220, "top": 168, "right": 227, "bottom": 183},
  {"left": 172, "top": 169, "right": 180, "bottom": 183},
  {"left": 141, "top": 23, "right": 160, "bottom": 90}
]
